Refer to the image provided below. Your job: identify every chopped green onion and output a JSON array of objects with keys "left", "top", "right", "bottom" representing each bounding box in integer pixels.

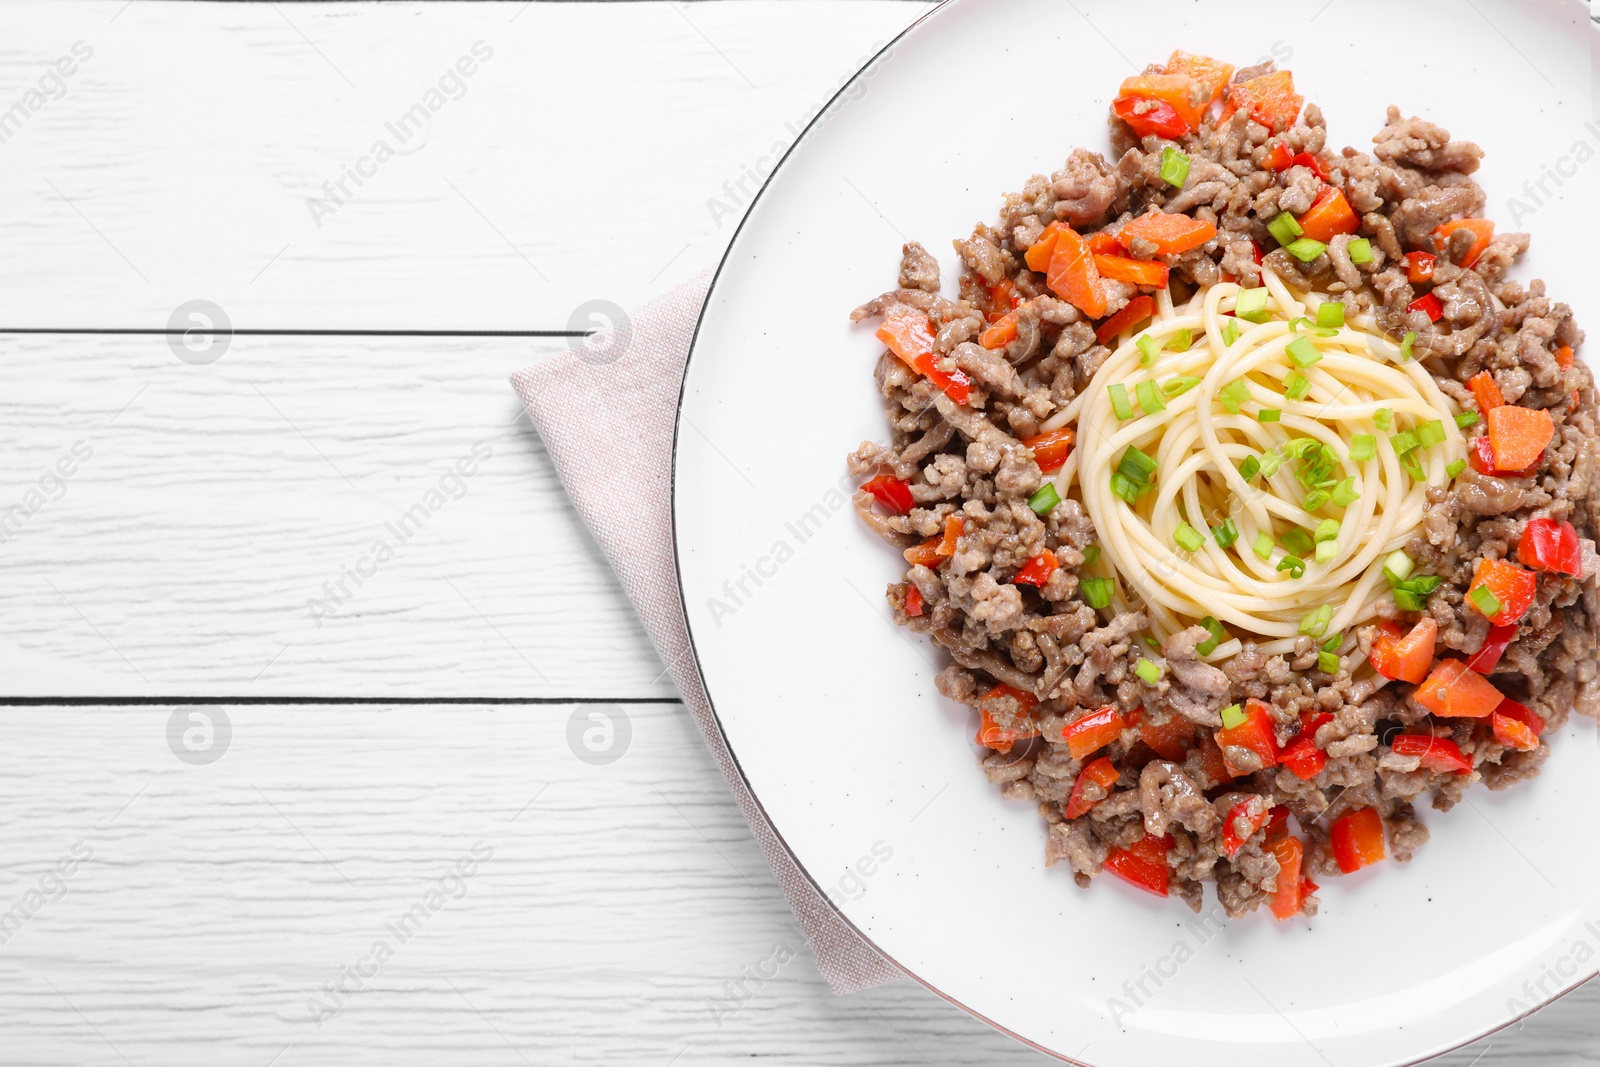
[
  {"left": 1136, "top": 378, "right": 1167, "bottom": 414},
  {"left": 1257, "top": 408, "right": 1281, "bottom": 423},
  {"left": 1315, "top": 539, "right": 1338, "bottom": 564},
  {"left": 1332, "top": 477, "right": 1360, "bottom": 507},
  {"left": 1082, "top": 544, "right": 1101, "bottom": 567},
  {"left": 1455, "top": 411, "right": 1479, "bottom": 429},
  {"left": 1374, "top": 408, "right": 1394, "bottom": 432},
  {"left": 1303, "top": 489, "right": 1330, "bottom": 511},
  {"left": 1135, "top": 658, "right": 1163, "bottom": 684},
  {"left": 1281, "top": 528, "right": 1314, "bottom": 556},
  {"left": 1137, "top": 334, "right": 1161, "bottom": 368},
  {"left": 1277, "top": 554, "right": 1306, "bottom": 579},
  {"left": 1197, "top": 616, "right": 1227, "bottom": 657},
  {"left": 1347, "top": 237, "right": 1374, "bottom": 264},
  {"left": 1285, "top": 237, "right": 1328, "bottom": 262},
  {"left": 1109, "top": 383, "right": 1134, "bottom": 420},
  {"left": 1416, "top": 420, "right": 1446, "bottom": 449},
  {"left": 1349, "top": 434, "right": 1376, "bottom": 462},
  {"left": 1290, "top": 316, "right": 1338, "bottom": 337},
  {"left": 1299, "top": 604, "right": 1333, "bottom": 638},
  {"left": 1163, "top": 375, "right": 1202, "bottom": 396},
  {"left": 1219, "top": 379, "right": 1252, "bottom": 413},
  {"left": 1174, "top": 522, "right": 1206, "bottom": 553},
  {"left": 1166, "top": 328, "right": 1193, "bottom": 353},
  {"left": 1111, "top": 471, "right": 1143, "bottom": 503},
  {"left": 1399, "top": 331, "right": 1417, "bottom": 362},
  {"left": 1239, "top": 454, "right": 1261, "bottom": 481},
  {"left": 1314, "top": 519, "right": 1340, "bottom": 543},
  {"left": 1286, "top": 336, "right": 1322, "bottom": 368},
  {"left": 1028, "top": 483, "right": 1061, "bottom": 516},
  {"left": 1267, "top": 211, "right": 1303, "bottom": 247},
  {"left": 1446, "top": 458, "right": 1467, "bottom": 479},
  {"left": 1405, "top": 575, "right": 1444, "bottom": 596},
  {"left": 1400, "top": 452, "right": 1425, "bottom": 481},
  {"left": 1143, "top": 635, "right": 1160, "bottom": 649},
  {"left": 1321, "top": 633, "right": 1343, "bottom": 654},
  {"left": 1221, "top": 319, "right": 1241, "bottom": 346},
  {"left": 1258, "top": 451, "right": 1284, "bottom": 477},
  {"left": 1316, "top": 302, "right": 1346, "bottom": 329},
  {"left": 1469, "top": 584, "right": 1503, "bottom": 617},
  {"left": 1219, "top": 704, "right": 1245, "bottom": 729},
  {"left": 1281, "top": 437, "right": 1321, "bottom": 459},
  {"left": 1392, "top": 589, "right": 1425, "bottom": 612},
  {"left": 1383, "top": 550, "right": 1414, "bottom": 583},
  {"left": 1212, "top": 517, "right": 1239, "bottom": 548},
  {"left": 1119, "top": 446, "right": 1157, "bottom": 482},
  {"left": 1081, "top": 576, "right": 1114, "bottom": 609},
  {"left": 1391, "top": 430, "right": 1419, "bottom": 455},
  {"left": 1234, "top": 287, "right": 1271, "bottom": 323},
  {"left": 1285, "top": 372, "right": 1312, "bottom": 401},
  {"left": 1318, "top": 650, "right": 1341, "bottom": 674},
  {"left": 1159, "top": 146, "right": 1191, "bottom": 188},
  {"left": 1253, "top": 532, "right": 1274, "bottom": 559}
]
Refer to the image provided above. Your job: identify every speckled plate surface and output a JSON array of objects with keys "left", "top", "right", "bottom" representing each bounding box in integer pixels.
[{"left": 673, "top": 2, "right": 1600, "bottom": 1063}]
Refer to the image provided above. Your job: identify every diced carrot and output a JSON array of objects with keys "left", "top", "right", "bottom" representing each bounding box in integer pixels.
[
  {"left": 1119, "top": 211, "right": 1217, "bottom": 255},
  {"left": 876, "top": 308, "right": 973, "bottom": 405},
  {"left": 985, "top": 278, "right": 1018, "bottom": 323},
  {"left": 1062, "top": 705, "right": 1126, "bottom": 761},
  {"left": 1221, "top": 70, "right": 1303, "bottom": 132},
  {"left": 1467, "top": 370, "right": 1504, "bottom": 413},
  {"left": 979, "top": 310, "right": 1020, "bottom": 350},
  {"left": 1021, "top": 425, "right": 1075, "bottom": 474},
  {"left": 1434, "top": 217, "right": 1494, "bottom": 269},
  {"left": 1492, "top": 713, "right": 1539, "bottom": 753},
  {"left": 1094, "top": 294, "right": 1156, "bottom": 344},
  {"left": 1092, "top": 253, "right": 1170, "bottom": 288},
  {"left": 1024, "top": 222, "right": 1062, "bottom": 272},
  {"left": 1369, "top": 617, "right": 1437, "bottom": 684},
  {"left": 1330, "top": 808, "right": 1386, "bottom": 873},
  {"left": 1268, "top": 836, "right": 1307, "bottom": 920},
  {"left": 1297, "top": 186, "right": 1359, "bottom": 243},
  {"left": 1413, "top": 658, "right": 1504, "bottom": 718},
  {"left": 1117, "top": 73, "right": 1205, "bottom": 130},
  {"left": 902, "top": 515, "right": 963, "bottom": 568},
  {"left": 1468, "top": 557, "right": 1538, "bottom": 625},
  {"left": 1163, "top": 50, "right": 1235, "bottom": 106},
  {"left": 1047, "top": 227, "right": 1107, "bottom": 319},
  {"left": 1086, "top": 231, "right": 1122, "bottom": 255},
  {"left": 1556, "top": 345, "right": 1575, "bottom": 370},
  {"left": 1485, "top": 405, "right": 1555, "bottom": 472}
]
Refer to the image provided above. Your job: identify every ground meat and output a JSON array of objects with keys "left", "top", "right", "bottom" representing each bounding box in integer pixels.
[{"left": 849, "top": 54, "right": 1595, "bottom": 921}]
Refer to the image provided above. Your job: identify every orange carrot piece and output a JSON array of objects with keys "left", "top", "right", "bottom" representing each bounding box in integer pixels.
[
  {"left": 1556, "top": 345, "right": 1575, "bottom": 370},
  {"left": 1221, "top": 70, "right": 1303, "bottom": 132},
  {"left": 1485, "top": 405, "right": 1554, "bottom": 472},
  {"left": 1297, "top": 187, "right": 1360, "bottom": 243},
  {"left": 1434, "top": 218, "right": 1494, "bottom": 269},
  {"left": 1092, "top": 253, "right": 1170, "bottom": 288},
  {"left": 1467, "top": 370, "right": 1504, "bottom": 413},
  {"left": 1413, "top": 658, "right": 1504, "bottom": 718},
  {"left": 1086, "top": 231, "right": 1122, "bottom": 255},
  {"left": 1119, "top": 211, "right": 1217, "bottom": 255},
  {"left": 1024, "top": 222, "right": 1062, "bottom": 272},
  {"left": 1369, "top": 618, "right": 1437, "bottom": 684},
  {"left": 1116, "top": 73, "right": 1205, "bottom": 130},
  {"left": 1095, "top": 294, "right": 1156, "bottom": 344},
  {"left": 979, "top": 310, "right": 1020, "bottom": 350},
  {"left": 1164, "top": 51, "right": 1235, "bottom": 106},
  {"left": 1468, "top": 558, "right": 1538, "bottom": 625},
  {"left": 1047, "top": 227, "right": 1107, "bottom": 319}
]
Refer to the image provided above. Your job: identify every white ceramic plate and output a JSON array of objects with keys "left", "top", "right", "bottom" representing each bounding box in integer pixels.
[{"left": 673, "top": 2, "right": 1600, "bottom": 1063}]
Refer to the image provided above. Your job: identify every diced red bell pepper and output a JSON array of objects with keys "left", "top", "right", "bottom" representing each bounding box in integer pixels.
[
  {"left": 1196, "top": 730, "right": 1235, "bottom": 786},
  {"left": 1024, "top": 222, "right": 1063, "bottom": 272},
  {"left": 1485, "top": 405, "right": 1555, "bottom": 473},
  {"left": 1092, "top": 253, "right": 1170, "bottom": 289},
  {"left": 1214, "top": 698, "right": 1279, "bottom": 776},
  {"left": 1464, "top": 623, "right": 1517, "bottom": 674},
  {"left": 1268, "top": 836, "right": 1309, "bottom": 920},
  {"left": 1221, "top": 794, "right": 1270, "bottom": 857},
  {"left": 1468, "top": 558, "right": 1537, "bottom": 625},
  {"left": 876, "top": 308, "right": 973, "bottom": 405},
  {"left": 975, "top": 684, "right": 1040, "bottom": 754},
  {"left": 1112, "top": 94, "right": 1191, "bottom": 140},
  {"left": 1297, "top": 186, "right": 1359, "bottom": 243},
  {"left": 1391, "top": 733, "right": 1473, "bottom": 774},
  {"left": 903, "top": 515, "right": 964, "bottom": 568},
  {"left": 1434, "top": 217, "right": 1494, "bottom": 269},
  {"left": 1405, "top": 251, "right": 1437, "bottom": 284},
  {"left": 1047, "top": 227, "right": 1107, "bottom": 319},
  {"left": 1408, "top": 292, "right": 1444, "bottom": 322},
  {"left": 1466, "top": 434, "right": 1536, "bottom": 479},
  {"left": 1330, "top": 807, "right": 1387, "bottom": 873},
  {"left": 1494, "top": 697, "right": 1544, "bottom": 736},
  {"left": 985, "top": 278, "right": 1019, "bottom": 323},
  {"left": 1492, "top": 713, "right": 1539, "bottom": 753},
  {"left": 979, "top": 309, "right": 1020, "bottom": 350},
  {"left": 1063, "top": 705, "right": 1127, "bottom": 760},
  {"left": 1279, "top": 735, "right": 1325, "bottom": 781},
  {"left": 1119, "top": 212, "right": 1218, "bottom": 255},
  {"left": 1135, "top": 707, "right": 1194, "bottom": 762},
  {"left": 861, "top": 475, "right": 915, "bottom": 515},
  {"left": 1467, "top": 370, "right": 1505, "bottom": 413},
  {"left": 1517, "top": 517, "right": 1581, "bottom": 577},
  {"left": 1221, "top": 70, "right": 1303, "bottom": 132},
  {"left": 1116, "top": 73, "right": 1206, "bottom": 129},
  {"left": 1414, "top": 658, "right": 1505, "bottom": 718},
  {"left": 1264, "top": 805, "right": 1291, "bottom": 844},
  {"left": 1264, "top": 141, "right": 1294, "bottom": 171},
  {"left": 1013, "top": 550, "right": 1059, "bottom": 588},
  {"left": 1104, "top": 832, "right": 1173, "bottom": 897},
  {"left": 1163, "top": 51, "right": 1235, "bottom": 105},
  {"left": 903, "top": 583, "right": 923, "bottom": 617},
  {"left": 1063, "top": 756, "right": 1122, "bottom": 819},
  {"left": 1369, "top": 617, "right": 1438, "bottom": 683},
  {"left": 1022, "top": 425, "right": 1076, "bottom": 475},
  {"left": 1291, "top": 152, "right": 1332, "bottom": 182},
  {"left": 1094, "top": 294, "right": 1156, "bottom": 344}
]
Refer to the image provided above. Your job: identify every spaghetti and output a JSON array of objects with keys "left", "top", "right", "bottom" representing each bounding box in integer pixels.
[{"left": 1045, "top": 269, "right": 1466, "bottom": 659}]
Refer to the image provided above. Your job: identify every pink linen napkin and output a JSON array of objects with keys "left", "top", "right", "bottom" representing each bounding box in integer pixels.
[{"left": 511, "top": 271, "right": 903, "bottom": 996}]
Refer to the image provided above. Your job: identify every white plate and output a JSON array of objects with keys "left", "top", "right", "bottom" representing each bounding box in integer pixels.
[{"left": 672, "top": 2, "right": 1600, "bottom": 1063}]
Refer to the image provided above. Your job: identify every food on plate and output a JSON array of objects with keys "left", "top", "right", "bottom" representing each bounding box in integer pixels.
[{"left": 848, "top": 53, "right": 1595, "bottom": 919}]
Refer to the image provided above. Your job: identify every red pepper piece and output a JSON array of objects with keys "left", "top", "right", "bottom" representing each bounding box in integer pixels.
[
  {"left": 1290, "top": 151, "right": 1331, "bottom": 182},
  {"left": 876, "top": 308, "right": 973, "bottom": 405},
  {"left": 1464, "top": 622, "right": 1517, "bottom": 674},
  {"left": 861, "top": 475, "right": 914, "bottom": 515},
  {"left": 1331, "top": 808, "right": 1387, "bottom": 873},
  {"left": 1492, "top": 713, "right": 1539, "bottom": 752},
  {"left": 1221, "top": 794, "right": 1270, "bottom": 857},
  {"left": 903, "top": 515, "right": 963, "bottom": 568},
  {"left": 903, "top": 583, "right": 923, "bottom": 617},
  {"left": 1268, "top": 836, "right": 1309, "bottom": 920},
  {"left": 1063, "top": 756, "right": 1122, "bottom": 819},
  {"left": 1104, "top": 832, "right": 1173, "bottom": 897},
  {"left": 1494, "top": 697, "right": 1544, "bottom": 736},
  {"left": 1404, "top": 251, "right": 1437, "bottom": 284},
  {"left": 1021, "top": 425, "right": 1076, "bottom": 474},
  {"left": 1264, "top": 141, "right": 1293, "bottom": 171},
  {"left": 1063, "top": 706, "right": 1127, "bottom": 761},
  {"left": 1517, "top": 517, "right": 1582, "bottom": 577},
  {"left": 975, "top": 684, "right": 1039, "bottom": 754},
  {"left": 1467, "top": 558, "right": 1537, "bottom": 625},
  {"left": 1214, "top": 698, "right": 1279, "bottom": 777},
  {"left": 1134, "top": 707, "right": 1194, "bottom": 762},
  {"left": 1408, "top": 292, "right": 1444, "bottom": 322},
  {"left": 1391, "top": 733, "right": 1474, "bottom": 774},
  {"left": 1013, "top": 550, "right": 1059, "bottom": 588}
]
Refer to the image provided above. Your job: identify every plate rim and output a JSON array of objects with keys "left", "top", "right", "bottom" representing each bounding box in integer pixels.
[{"left": 666, "top": 2, "right": 1597, "bottom": 1062}]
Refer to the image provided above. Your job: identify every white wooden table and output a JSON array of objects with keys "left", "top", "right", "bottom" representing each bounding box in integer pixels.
[{"left": 0, "top": 2, "right": 1592, "bottom": 1063}]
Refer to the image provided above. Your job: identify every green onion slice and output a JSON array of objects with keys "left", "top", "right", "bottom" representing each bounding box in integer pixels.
[
  {"left": 1234, "top": 287, "right": 1271, "bottom": 323},
  {"left": 1286, "top": 336, "right": 1322, "bottom": 368},
  {"left": 1109, "top": 383, "right": 1134, "bottom": 420},
  {"left": 1285, "top": 372, "right": 1311, "bottom": 401},
  {"left": 1416, "top": 420, "right": 1446, "bottom": 448},
  {"left": 1281, "top": 527, "right": 1314, "bottom": 555},
  {"left": 1136, "top": 378, "right": 1166, "bottom": 414},
  {"left": 1315, "top": 540, "right": 1337, "bottom": 564},
  {"left": 1135, "top": 658, "right": 1163, "bottom": 684},
  {"left": 1174, "top": 522, "right": 1205, "bottom": 553},
  {"left": 1213, "top": 517, "right": 1239, "bottom": 548},
  {"left": 1316, "top": 301, "right": 1346, "bottom": 329},
  {"left": 1197, "top": 616, "right": 1227, "bottom": 657},
  {"left": 1137, "top": 334, "right": 1161, "bottom": 368},
  {"left": 1332, "top": 477, "right": 1360, "bottom": 507},
  {"left": 1159, "top": 146, "right": 1191, "bottom": 188},
  {"left": 1349, "top": 434, "right": 1376, "bottom": 462},
  {"left": 1347, "top": 237, "right": 1374, "bottom": 264},
  {"left": 1164, "top": 376, "right": 1201, "bottom": 396},
  {"left": 1028, "top": 483, "right": 1061, "bottom": 516},
  {"left": 1257, "top": 408, "right": 1281, "bottom": 423},
  {"left": 1299, "top": 604, "right": 1333, "bottom": 637},
  {"left": 1455, "top": 411, "right": 1479, "bottom": 429},
  {"left": 1081, "top": 575, "right": 1114, "bottom": 609},
  {"left": 1399, "top": 331, "right": 1417, "bottom": 362},
  {"left": 1469, "top": 584, "right": 1503, "bottom": 618},
  {"left": 1219, "top": 379, "right": 1252, "bottom": 414},
  {"left": 1318, "top": 650, "right": 1341, "bottom": 674},
  {"left": 1253, "top": 532, "right": 1274, "bottom": 559},
  {"left": 1314, "top": 518, "right": 1340, "bottom": 542},
  {"left": 1219, "top": 703, "right": 1245, "bottom": 729},
  {"left": 1166, "top": 328, "right": 1193, "bottom": 353},
  {"left": 1258, "top": 451, "right": 1284, "bottom": 477},
  {"left": 1374, "top": 408, "right": 1394, "bottom": 432},
  {"left": 1446, "top": 459, "right": 1467, "bottom": 479},
  {"left": 1267, "top": 211, "right": 1303, "bottom": 247},
  {"left": 1277, "top": 554, "right": 1307, "bottom": 579},
  {"left": 1239, "top": 454, "right": 1261, "bottom": 481},
  {"left": 1285, "top": 237, "right": 1327, "bottom": 262},
  {"left": 1082, "top": 544, "right": 1101, "bottom": 567}
]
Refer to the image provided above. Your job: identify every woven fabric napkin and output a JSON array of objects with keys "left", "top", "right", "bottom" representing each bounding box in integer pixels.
[{"left": 511, "top": 272, "right": 902, "bottom": 996}]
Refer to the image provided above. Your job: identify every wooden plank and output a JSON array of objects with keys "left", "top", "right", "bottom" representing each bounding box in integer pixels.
[
  {"left": 0, "top": 333, "right": 674, "bottom": 698},
  {"left": 0, "top": 0, "right": 930, "bottom": 331},
  {"left": 0, "top": 704, "right": 1588, "bottom": 1066}
]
